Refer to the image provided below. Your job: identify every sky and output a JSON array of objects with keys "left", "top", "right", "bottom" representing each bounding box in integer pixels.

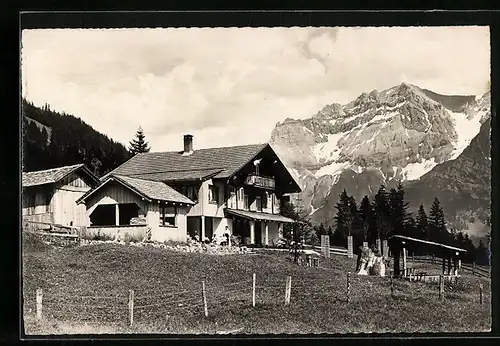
[{"left": 21, "top": 26, "right": 490, "bottom": 152}]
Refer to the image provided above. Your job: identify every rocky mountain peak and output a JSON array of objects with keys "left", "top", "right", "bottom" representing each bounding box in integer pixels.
[{"left": 269, "top": 82, "right": 490, "bottom": 237}]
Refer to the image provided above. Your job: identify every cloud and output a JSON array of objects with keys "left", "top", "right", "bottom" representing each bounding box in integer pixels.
[{"left": 21, "top": 26, "right": 490, "bottom": 151}]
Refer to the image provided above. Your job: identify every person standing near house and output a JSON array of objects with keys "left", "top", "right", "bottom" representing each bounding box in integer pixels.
[{"left": 223, "top": 225, "right": 230, "bottom": 247}]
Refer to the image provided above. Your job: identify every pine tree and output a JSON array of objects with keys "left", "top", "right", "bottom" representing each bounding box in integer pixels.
[
  {"left": 388, "top": 183, "right": 412, "bottom": 237},
  {"left": 416, "top": 204, "right": 429, "bottom": 240},
  {"left": 428, "top": 197, "right": 447, "bottom": 244},
  {"left": 372, "top": 185, "right": 390, "bottom": 242},
  {"left": 128, "top": 126, "right": 150, "bottom": 156},
  {"left": 334, "top": 190, "right": 352, "bottom": 246},
  {"left": 359, "top": 195, "right": 373, "bottom": 242}
]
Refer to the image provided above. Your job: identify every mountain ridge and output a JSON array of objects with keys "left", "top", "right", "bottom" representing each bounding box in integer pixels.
[{"left": 269, "top": 83, "right": 491, "bottom": 238}]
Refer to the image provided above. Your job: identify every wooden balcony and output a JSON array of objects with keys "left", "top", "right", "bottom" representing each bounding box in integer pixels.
[{"left": 244, "top": 174, "right": 275, "bottom": 190}]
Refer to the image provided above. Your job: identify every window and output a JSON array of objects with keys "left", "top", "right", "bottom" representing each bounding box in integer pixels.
[
  {"left": 237, "top": 187, "right": 244, "bottom": 201},
  {"left": 229, "top": 187, "right": 236, "bottom": 208},
  {"left": 209, "top": 185, "right": 219, "bottom": 204},
  {"left": 160, "top": 206, "right": 177, "bottom": 227},
  {"left": 181, "top": 185, "right": 198, "bottom": 202},
  {"left": 262, "top": 192, "right": 268, "bottom": 210},
  {"left": 255, "top": 196, "right": 262, "bottom": 211}
]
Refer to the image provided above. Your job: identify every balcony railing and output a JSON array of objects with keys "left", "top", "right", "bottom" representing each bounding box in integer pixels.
[{"left": 244, "top": 174, "right": 275, "bottom": 190}]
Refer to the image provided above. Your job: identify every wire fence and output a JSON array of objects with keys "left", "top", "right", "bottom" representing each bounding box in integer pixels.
[
  {"left": 400, "top": 255, "right": 490, "bottom": 278},
  {"left": 27, "top": 269, "right": 490, "bottom": 328}
]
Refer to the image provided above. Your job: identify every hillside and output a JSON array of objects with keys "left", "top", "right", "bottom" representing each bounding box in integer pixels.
[
  {"left": 22, "top": 238, "right": 491, "bottom": 334},
  {"left": 269, "top": 83, "right": 491, "bottom": 236},
  {"left": 22, "top": 99, "right": 130, "bottom": 176}
]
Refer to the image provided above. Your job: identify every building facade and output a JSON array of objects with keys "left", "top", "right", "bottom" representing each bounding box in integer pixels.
[
  {"left": 22, "top": 164, "right": 100, "bottom": 227},
  {"left": 78, "top": 135, "right": 302, "bottom": 245}
]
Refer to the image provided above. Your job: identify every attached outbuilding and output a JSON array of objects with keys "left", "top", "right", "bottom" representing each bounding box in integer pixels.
[{"left": 76, "top": 174, "right": 195, "bottom": 242}]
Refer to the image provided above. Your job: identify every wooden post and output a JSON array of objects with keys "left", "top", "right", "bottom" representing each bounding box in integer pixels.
[
  {"left": 249, "top": 220, "right": 255, "bottom": 245},
  {"left": 348, "top": 271, "right": 352, "bottom": 301},
  {"left": 376, "top": 238, "right": 381, "bottom": 255},
  {"left": 252, "top": 273, "right": 256, "bottom": 307},
  {"left": 115, "top": 204, "right": 120, "bottom": 226},
  {"left": 36, "top": 289, "right": 43, "bottom": 321},
  {"left": 447, "top": 256, "right": 452, "bottom": 275},
  {"left": 287, "top": 276, "right": 292, "bottom": 304},
  {"left": 390, "top": 272, "right": 394, "bottom": 297},
  {"left": 284, "top": 276, "right": 292, "bottom": 305},
  {"left": 347, "top": 236, "right": 354, "bottom": 259},
  {"left": 439, "top": 275, "right": 444, "bottom": 301},
  {"left": 479, "top": 283, "right": 483, "bottom": 305},
  {"left": 201, "top": 216, "right": 206, "bottom": 242},
  {"left": 128, "top": 289, "right": 134, "bottom": 327},
  {"left": 412, "top": 252, "right": 415, "bottom": 265},
  {"left": 402, "top": 247, "right": 407, "bottom": 278},
  {"left": 383, "top": 240, "right": 389, "bottom": 259},
  {"left": 432, "top": 253, "right": 435, "bottom": 264},
  {"left": 472, "top": 262, "right": 476, "bottom": 275},
  {"left": 202, "top": 281, "right": 208, "bottom": 317},
  {"left": 442, "top": 256, "right": 446, "bottom": 275}
]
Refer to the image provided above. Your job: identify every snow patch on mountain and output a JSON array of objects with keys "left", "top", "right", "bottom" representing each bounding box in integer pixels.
[
  {"left": 401, "top": 157, "right": 438, "bottom": 181},
  {"left": 448, "top": 109, "right": 486, "bottom": 160},
  {"left": 315, "top": 161, "right": 351, "bottom": 178},
  {"left": 312, "top": 132, "right": 347, "bottom": 163}
]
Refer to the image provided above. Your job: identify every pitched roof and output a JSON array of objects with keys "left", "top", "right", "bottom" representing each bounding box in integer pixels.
[
  {"left": 77, "top": 174, "right": 195, "bottom": 205},
  {"left": 22, "top": 164, "right": 100, "bottom": 188},
  {"left": 387, "top": 235, "right": 467, "bottom": 253},
  {"left": 224, "top": 208, "right": 295, "bottom": 223},
  {"left": 108, "top": 143, "right": 268, "bottom": 181},
  {"left": 125, "top": 168, "right": 224, "bottom": 182}
]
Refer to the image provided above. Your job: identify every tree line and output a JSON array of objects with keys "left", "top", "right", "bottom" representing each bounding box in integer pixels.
[
  {"left": 281, "top": 183, "right": 490, "bottom": 265},
  {"left": 22, "top": 99, "right": 151, "bottom": 176}
]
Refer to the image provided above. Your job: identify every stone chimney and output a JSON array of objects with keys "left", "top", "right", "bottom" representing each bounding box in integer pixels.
[{"left": 183, "top": 134, "right": 194, "bottom": 156}]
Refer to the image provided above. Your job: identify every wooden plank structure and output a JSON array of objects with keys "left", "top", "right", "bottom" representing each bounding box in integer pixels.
[{"left": 387, "top": 235, "right": 467, "bottom": 279}]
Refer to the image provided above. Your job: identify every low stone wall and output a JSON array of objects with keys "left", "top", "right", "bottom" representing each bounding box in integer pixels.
[{"left": 83, "top": 225, "right": 149, "bottom": 241}]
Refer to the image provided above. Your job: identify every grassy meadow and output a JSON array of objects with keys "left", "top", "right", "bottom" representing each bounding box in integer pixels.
[{"left": 22, "top": 234, "right": 491, "bottom": 335}]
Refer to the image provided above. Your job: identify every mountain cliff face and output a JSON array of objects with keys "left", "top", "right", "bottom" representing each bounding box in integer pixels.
[{"left": 270, "top": 83, "right": 491, "bottom": 236}]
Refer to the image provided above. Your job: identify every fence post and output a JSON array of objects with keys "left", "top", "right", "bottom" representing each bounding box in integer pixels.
[
  {"left": 439, "top": 275, "right": 444, "bottom": 301},
  {"left": 412, "top": 253, "right": 415, "bottom": 265},
  {"left": 287, "top": 276, "right": 292, "bottom": 304},
  {"left": 284, "top": 276, "right": 292, "bottom": 305},
  {"left": 346, "top": 272, "right": 351, "bottom": 303},
  {"left": 128, "top": 289, "right": 134, "bottom": 327},
  {"left": 252, "top": 273, "right": 256, "bottom": 308},
  {"left": 36, "top": 289, "right": 43, "bottom": 321},
  {"left": 390, "top": 271, "right": 394, "bottom": 297},
  {"left": 472, "top": 262, "right": 476, "bottom": 275},
  {"left": 479, "top": 283, "right": 483, "bottom": 305},
  {"left": 202, "top": 281, "right": 208, "bottom": 317}
]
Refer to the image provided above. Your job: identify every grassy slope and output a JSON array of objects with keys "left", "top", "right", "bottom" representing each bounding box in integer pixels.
[{"left": 22, "top": 238, "right": 491, "bottom": 335}]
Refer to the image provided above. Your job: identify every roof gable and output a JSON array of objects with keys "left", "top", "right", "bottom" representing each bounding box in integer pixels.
[
  {"left": 77, "top": 174, "right": 195, "bottom": 205},
  {"left": 22, "top": 164, "right": 100, "bottom": 188}
]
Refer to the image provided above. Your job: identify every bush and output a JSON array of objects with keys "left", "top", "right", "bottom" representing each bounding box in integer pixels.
[{"left": 163, "top": 239, "right": 189, "bottom": 247}]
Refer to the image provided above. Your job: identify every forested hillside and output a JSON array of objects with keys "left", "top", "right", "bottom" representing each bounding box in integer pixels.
[{"left": 22, "top": 99, "right": 130, "bottom": 177}]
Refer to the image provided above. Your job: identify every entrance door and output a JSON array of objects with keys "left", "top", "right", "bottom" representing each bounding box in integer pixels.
[{"left": 255, "top": 221, "right": 262, "bottom": 246}]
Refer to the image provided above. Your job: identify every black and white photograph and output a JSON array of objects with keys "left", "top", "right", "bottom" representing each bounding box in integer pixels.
[{"left": 21, "top": 24, "right": 491, "bottom": 335}]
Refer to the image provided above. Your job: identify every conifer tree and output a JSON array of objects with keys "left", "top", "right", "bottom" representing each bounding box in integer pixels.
[
  {"left": 388, "top": 183, "right": 412, "bottom": 237},
  {"left": 359, "top": 195, "right": 373, "bottom": 242},
  {"left": 416, "top": 204, "right": 429, "bottom": 240},
  {"left": 334, "top": 189, "right": 352, "bottom": 246},
  {"left": 128, "top": 126, "right": 150, "bottom": 156},
  {"left": 372, "top": 185, "right": 390, "bottom": 241},
  {"left": 428, "top": 197, "right": 447, "bottom": 244}
]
